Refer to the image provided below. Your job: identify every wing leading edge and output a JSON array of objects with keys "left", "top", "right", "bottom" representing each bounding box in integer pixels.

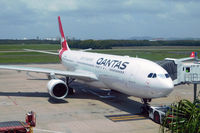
[
  {"left": 24, "top": 49, "right": 59, "bottom": 55},
  {"left": 0, "top": 65, "right": 98, "bottom": 81}
]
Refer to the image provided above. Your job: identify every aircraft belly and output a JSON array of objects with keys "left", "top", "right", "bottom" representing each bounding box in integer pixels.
[
  {"left": 99, "top": 74, "right": 128, "bottom": 93},
  {"left": 97, "top": 73, "right": 151, "bottom": 97},
  {"left": 127, "top": 84, "right": 167, "bottom": 99},
  {"left": 76, "top": 79, "right": 107, "bottom": 89}
]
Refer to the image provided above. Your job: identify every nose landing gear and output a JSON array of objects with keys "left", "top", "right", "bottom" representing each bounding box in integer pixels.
[{"left": 140, "top": 98, "right": 151, "bottom": 115}]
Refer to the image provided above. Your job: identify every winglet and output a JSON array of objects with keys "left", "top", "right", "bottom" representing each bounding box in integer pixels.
[{"left": 58, "top": 16, "right": 70, "bottom": 51}]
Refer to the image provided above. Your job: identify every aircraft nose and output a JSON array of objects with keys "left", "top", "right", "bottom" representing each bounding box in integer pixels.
[{"left": 161, "top": 79, "right": 174, "bottom": 94}]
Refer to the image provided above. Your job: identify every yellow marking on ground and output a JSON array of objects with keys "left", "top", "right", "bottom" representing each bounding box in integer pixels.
[
  {"left": 110, "top": 116, "right": 145, "bottom": 121},
  {"left": 109, "top": 115, "right": 143, "bottom": 119},
  {"left": 106, "top": 114, "right": 147, "bottom": 122}
]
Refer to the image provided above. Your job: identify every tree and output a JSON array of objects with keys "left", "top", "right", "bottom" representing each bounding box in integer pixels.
[{"left": 161, "top": 99, "right": 200, "bottom": 133}]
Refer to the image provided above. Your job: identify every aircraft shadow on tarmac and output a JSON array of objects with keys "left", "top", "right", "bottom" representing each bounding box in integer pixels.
[
  {"left": 0, "top": 82, "right": 143, "bottom": 114},
  {"left": 0, "top": 91, "right": 68, "bottom": 104}
]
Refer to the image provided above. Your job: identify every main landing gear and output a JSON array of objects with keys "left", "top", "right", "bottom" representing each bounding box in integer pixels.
[
  {"left": 140, "top": 98, "right": 151, "bottom": 115},
  {"left": 65, "top": 77, "right": 76, "bottom": 95}
]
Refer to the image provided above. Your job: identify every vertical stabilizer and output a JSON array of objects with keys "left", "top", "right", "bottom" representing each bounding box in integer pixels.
[
  {"left": 190, "top": 52, "right": 197, "bottom": 58},
  {"left": 58, "top": 16, "right": 70, "bottom": 51}
]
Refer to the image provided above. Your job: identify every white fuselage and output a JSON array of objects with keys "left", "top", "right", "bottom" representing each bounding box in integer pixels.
[{"left": 61, "top": 50, "right": 174, "bottom": 99}]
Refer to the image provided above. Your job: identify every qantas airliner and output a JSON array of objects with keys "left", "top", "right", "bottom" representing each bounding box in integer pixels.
[{"left": 0, "top": 16, "right": 174, "bottom": 105}]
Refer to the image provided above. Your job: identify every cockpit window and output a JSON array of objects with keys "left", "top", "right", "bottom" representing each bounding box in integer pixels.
[
  {"left": 165, "top": 74, "right": 170, "bottom": 78},
  {"left": 158, "top": 74, "right": 165, "bottom": 78},
  {"left": 148, "top": 73, "right": 169, "bottom": 79},
  {"left": 152, "top": 73, "right": 157, "bottom": 78},
  {"left": 148, "top": 73, "right": 153, "bottom": 78},
  {"left": 157, "top": 73, "right": 170, "bottom": 78}
]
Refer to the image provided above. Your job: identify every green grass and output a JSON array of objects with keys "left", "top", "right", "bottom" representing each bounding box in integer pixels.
[
  {"left": 91, "top": 49, "right": 200, "bottom": 61},
  {"left": 0, "top": 44, "right": 200, "bottom": 64},
  {"left": 0, "top": 44, "right": 60, "bottom": 51},
  {"left": 0, "top": 44, "right": 60, "bottom": 64},
  {"left": 0, "top": 52, "right": 59, "bottom": 64}
]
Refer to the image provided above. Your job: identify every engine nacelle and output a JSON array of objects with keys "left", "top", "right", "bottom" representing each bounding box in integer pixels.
[{"left": 47, "top": 79, "right": 68, "bottom": 99}]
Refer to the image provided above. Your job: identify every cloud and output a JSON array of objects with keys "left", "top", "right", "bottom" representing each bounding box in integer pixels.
[
  {"left": 20, "top": 0, "right": 79, "bottom": 13},
  {"left": 0, "top": 0, "right": 199, "bottom": 39}
]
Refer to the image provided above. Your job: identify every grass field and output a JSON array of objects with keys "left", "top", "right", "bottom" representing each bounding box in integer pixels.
[
  {"left": 92, "top": 46, "right": 200, "bottom": 61},
  {"left": 0, "top": 44, "right": 60, "bottom": 51},
  {"left": 0, "top": 44, "right": 200, "bottom": 64}
]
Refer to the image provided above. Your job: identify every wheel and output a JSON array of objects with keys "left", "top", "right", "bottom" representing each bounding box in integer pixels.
[
  {"left": 140, "top": 105, "right": 149, "bottom": 115},
  {"left": 142, "top": 98, "right": 147, "bottom": 104},
  {"left": 154, "top": 112, "right": 160, "bottom": 124},
  {"left": 141, "top": 98, "right": 152, "bottom": 104},
  {"left": 147, "top": 99, "right": 152, "bottom": 102},
  {"left": 68, "top": 87, "right": 75, "bottom": 95}
]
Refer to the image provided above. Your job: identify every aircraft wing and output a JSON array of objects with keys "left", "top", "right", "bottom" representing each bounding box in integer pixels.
[
  {"left": 24, "top": 49, "right": 59, "bottom": 55},
  {"left": 0, "top": 65, "right": 98, "bottom": 81},
  {"left": 25, "top": 48, "right": 93, "bottom": 53},
  {"left": 79, "top": 48, "right": 92, "bottom": 52}
]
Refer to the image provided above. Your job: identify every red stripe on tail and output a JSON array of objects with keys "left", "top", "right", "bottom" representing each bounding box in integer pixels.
[
  {"left": 58, "top": 16, "right": 70, "bottom": 60},
  {"left": 58, "top": 16, "right": 69, "bottom": 51},
  {"left": 190, "top": 52, "right": 195, "bottom": 58}
]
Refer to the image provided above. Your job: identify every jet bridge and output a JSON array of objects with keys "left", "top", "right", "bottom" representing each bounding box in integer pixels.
[
  {"left": 157, "top": 53, "right": 200, "bottom": 101},
  {"left": 157, "top": 60, "right": 177, "bottom": 81}
]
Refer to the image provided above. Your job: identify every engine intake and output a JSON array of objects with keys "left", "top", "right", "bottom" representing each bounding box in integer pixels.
[{"left": 47, "top": 79, "right": 68, "bottom": 99}]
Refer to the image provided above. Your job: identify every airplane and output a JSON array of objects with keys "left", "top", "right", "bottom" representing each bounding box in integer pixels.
[{"left": 0, "top": 16, "right": 174, "bottom": 107}]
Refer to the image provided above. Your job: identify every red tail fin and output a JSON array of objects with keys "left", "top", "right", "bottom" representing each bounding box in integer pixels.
[
  {"left": 190, "top": 52, "right": 195, "bottom": 58},
  {"left": 58, "top": 16, "right": 70, "bottom": 51}
]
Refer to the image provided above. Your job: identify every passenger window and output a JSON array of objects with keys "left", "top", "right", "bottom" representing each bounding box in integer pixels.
[
  {"left": 152, "top": 73, "right": 157, "bottom": 78},
  {"left": 148, "top": 73, "right": 153, "bottom": 78}
]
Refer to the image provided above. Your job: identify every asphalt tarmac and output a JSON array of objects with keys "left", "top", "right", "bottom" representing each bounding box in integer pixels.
[{"left": 0, "top": 64, "right": 197, "bottom": 133}]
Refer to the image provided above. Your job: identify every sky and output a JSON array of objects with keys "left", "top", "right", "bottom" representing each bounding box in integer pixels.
[{"left": 0, "top": 0, "right": 200, "bottom": 40}]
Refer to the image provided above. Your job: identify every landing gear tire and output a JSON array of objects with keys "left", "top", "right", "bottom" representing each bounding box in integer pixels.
[
  {"left": 68, "top": 87, "right": 75, "bottom": 95},
  {"left": 141, "top": 98, "right": 151, "bottom": 103},
  {"left": 140, "top": 98, "right": 151, "bottom": 115}
]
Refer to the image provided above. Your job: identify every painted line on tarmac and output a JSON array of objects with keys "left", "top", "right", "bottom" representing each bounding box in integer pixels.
[
  {"left": 106, "top": 114, "right": 147, "bottom": 122},
  {"left": 34, "top": 128, "right": 65, "bottom": 133},
  {"left": 7, "top": 96, "right": 18, "bottom": 105}
]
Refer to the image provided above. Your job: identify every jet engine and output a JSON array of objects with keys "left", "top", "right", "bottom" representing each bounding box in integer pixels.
[{"left": 47, "top": 79, "right": 68, "bottom": 99}]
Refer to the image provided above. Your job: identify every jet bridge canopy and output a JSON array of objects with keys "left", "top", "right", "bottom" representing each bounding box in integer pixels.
[
  {"left": 157, "top": 56, "right": 200, "bottom": 85},
  {"left": 157, "top": 60, "right": 177, "bottom": 81}
]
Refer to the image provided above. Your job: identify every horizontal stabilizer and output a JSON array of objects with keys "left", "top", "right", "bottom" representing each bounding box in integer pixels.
[{"left": 24, "top": 49, "right": 59, "bottom": 55}]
